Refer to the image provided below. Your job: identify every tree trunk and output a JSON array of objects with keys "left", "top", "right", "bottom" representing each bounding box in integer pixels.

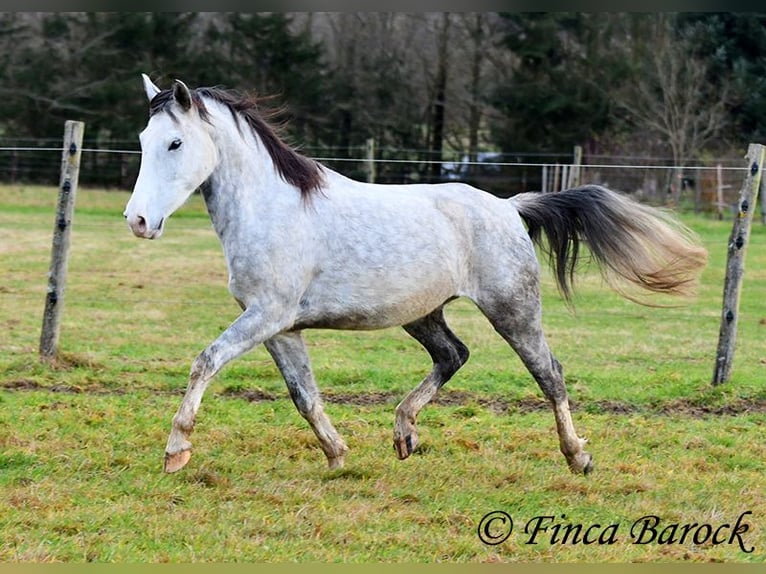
[
  {"left": 428, "top": 13, "right": 450, "bottom": 182},
  {"left": 467, "top": 14, "right": 483, "bottom": 177}
]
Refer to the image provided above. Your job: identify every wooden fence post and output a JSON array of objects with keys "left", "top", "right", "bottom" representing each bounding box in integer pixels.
[
  {"left": 716, "top": 164, "right": 724, "bottom": 220},
  {"left": 365, "top": 138, "right": 376, "bottom": 183},
  {"left": 761, "top": 174, "right": 766, "bottom": 225},
  {"left": 39, "top": 120, "right": 85, "bottom": 361},
  {"left": 712, "top": 143, "right": 765, "bottom": 385},
  {"left": 569, "top": 145, "right": 582, "bottom": 188}
]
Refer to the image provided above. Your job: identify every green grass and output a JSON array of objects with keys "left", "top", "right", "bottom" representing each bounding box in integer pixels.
[{"left": 1, "top": 184, "right": 764, "bottom": 562}]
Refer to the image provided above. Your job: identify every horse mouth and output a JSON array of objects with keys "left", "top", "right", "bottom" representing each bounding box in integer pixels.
[
  {"left": 128, "top": 216, "right": 165, "bottom": 239},
  {"left": 144, "top": 227, "right": 163, "bottom": 240},
  {"left": 145, "top": 218, "right": 165, "bottom": 239}
]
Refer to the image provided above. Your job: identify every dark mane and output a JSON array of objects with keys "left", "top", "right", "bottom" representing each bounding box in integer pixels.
[{"left": 149, "top": 87, "right": 325, "bottom": 199}]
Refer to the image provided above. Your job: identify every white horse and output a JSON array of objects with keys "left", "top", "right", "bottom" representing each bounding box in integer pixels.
[{"left": 124, "top": 75, "right": 707, "bottom": 475}]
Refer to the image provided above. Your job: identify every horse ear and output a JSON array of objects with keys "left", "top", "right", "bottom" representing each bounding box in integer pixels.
[
  {"left": 173, "top": 79, "right": 192, "bottom": 111},
  {"left": 141, "top": 73, "right": 161, "bottom": 101}
]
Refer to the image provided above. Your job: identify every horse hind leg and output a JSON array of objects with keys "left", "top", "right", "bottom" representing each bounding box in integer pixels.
[
  {"left": 394, "top": 307, "right": 469, "bottom": 459},
  {"left": 264, "top": 332, "right": 348, "bottom": 470},
  {"left": 477, "top": 287, "right": 593, "bottom": 475}
]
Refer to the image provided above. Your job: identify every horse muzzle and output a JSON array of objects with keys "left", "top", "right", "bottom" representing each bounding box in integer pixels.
[{"left": 124, "top": 212, "right": 165, "bottom": 239}]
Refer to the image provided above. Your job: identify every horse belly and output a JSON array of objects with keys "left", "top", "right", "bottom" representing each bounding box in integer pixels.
[{"left": 293, "top": 264, "right": 461, "bottom": 331}]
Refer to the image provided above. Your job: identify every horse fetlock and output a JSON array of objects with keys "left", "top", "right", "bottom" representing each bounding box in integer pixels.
[
  {"left": 557, "top": 433, "right": 593, "bottom": 475},
  {"left": 171, "top": 409, "right": 196, "bottom": 433}
]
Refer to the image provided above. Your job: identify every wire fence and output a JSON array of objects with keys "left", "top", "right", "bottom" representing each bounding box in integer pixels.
[{"left": 0, "top": 139, "right": 753, "bottom": 213}]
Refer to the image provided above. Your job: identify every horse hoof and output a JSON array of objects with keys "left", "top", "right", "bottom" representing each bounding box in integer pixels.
[
  {"left": 393, "top": 433, "right": 418, "bottom": 460},
  {"left": 164, "top": 449, "right": 192, "bottom": 473},
  {"left": 570, "top": 452, "right": 594, "bottom": 475},
  {"left": 327, "top": 455, "right": 345, "bottom": 470}
]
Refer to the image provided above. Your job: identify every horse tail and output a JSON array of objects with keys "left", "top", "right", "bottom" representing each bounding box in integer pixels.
[{"left": 510, "top": 185, "right": 708, "bottom": 304}]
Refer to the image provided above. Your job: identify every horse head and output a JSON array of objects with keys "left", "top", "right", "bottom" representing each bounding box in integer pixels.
[{"left": 124, "top": 74, "right": 219, "bottom": 239}]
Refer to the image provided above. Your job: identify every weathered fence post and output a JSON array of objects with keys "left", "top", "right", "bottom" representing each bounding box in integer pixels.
[
  {"left": 39, "top": 120, "right": 85, "bottom": 361},
  {"left": 569, "top": 145, "right": 582, "bottom": 188},
  {"left": 712, "top": 143, "right": 765, "bottom": 385},
  {"left": 716, "top": 164, "right": 725, "bottom": 221},
  {"left": 365, "top": 138, "right": 376, "bottom": 183},
  {"left": 760, "top": 173, "right": 766, "bottom": 225}
]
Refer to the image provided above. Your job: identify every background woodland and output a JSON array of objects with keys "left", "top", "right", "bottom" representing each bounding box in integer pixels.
[{"left": 1, "top": 12, "right": 764, "bottom": 193}]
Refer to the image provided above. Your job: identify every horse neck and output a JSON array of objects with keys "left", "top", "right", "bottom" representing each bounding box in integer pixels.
[{"left": 202, "top": 102, "right": 297, "bottom": 241}]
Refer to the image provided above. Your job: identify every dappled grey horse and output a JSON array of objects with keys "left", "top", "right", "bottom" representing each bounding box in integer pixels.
[{"left": 124, "top": 75, "right": 707, "bottom": 475}]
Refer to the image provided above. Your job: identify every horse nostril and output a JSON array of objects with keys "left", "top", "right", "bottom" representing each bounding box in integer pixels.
[{"left": 136, "top": 215, "right": 147, "bottom": 232}]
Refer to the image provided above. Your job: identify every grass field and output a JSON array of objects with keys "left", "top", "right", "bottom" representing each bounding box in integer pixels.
[{"left": 1, "top": 184, "right": 764, "bottom": 562}]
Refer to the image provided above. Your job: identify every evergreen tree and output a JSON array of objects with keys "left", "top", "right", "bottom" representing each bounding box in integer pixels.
[
  {"left": 489, "top": 13, "right": 625, "bottom": 154},
  {"left": 195, "top": 13, "right": 330, "bottom": 147}
]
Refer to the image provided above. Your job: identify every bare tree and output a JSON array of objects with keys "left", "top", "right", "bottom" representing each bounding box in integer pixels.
[
  {"left": 292, "top": 12, "right": 511, "bottom": 183},
  {"left": 446, "top": 13, "right": 509, "bottom": 170},
  {"left": 614, "top": 14, "right": 731, "bottom": 207},
  {"left": 299, "top": 14, "right": 431, "bottom": 158}
]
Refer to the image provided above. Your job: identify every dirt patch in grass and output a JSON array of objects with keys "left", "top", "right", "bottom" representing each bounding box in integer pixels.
[
  {"left": 4, "top": 379, "right": 765, "bottom": 417},
  {"left": 3, "top": 379, "right": 40, "bottom": 391},
  {"left": 651, "top": 397, "right": 766, "bottom": 417},
  {"left": 321, "top": 390, "right": 766, "bottom": 418}
]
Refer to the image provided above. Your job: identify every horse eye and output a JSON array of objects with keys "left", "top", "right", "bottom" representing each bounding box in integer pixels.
[{"left": 168, "top": 139, "right": 182, "bottom": 151}]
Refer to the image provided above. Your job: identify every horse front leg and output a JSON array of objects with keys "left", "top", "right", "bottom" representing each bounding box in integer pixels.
[{"left": 164, "top": 305, "right": 286, "bottom": 473}]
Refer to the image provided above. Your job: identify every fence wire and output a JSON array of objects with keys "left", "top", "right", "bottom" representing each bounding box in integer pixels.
[{"left": 0, "top": 144, "right": 751, "bottom": 169}]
